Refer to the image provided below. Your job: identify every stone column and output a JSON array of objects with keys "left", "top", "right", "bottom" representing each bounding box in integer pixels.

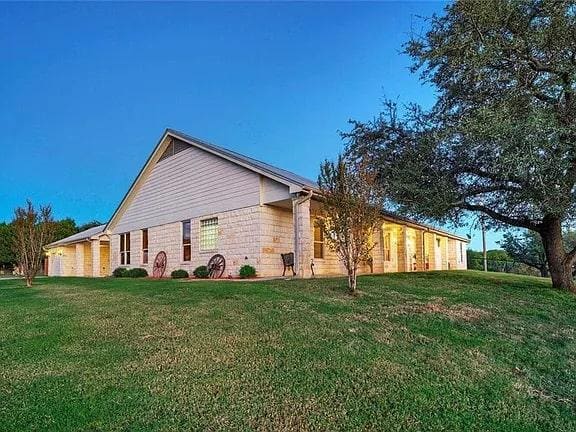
[
  {"left": 416, "top": 230, "right": 425, "bottom": 271},
  {"left": 91, "top": 239, "right": 101, "bottom": 277},
  {"left": 75, "top": 243, "right": 84, "bottom": 276},
  {"left": 397, "top": 226, "right": 407, "bottom": 272},
  {"left": 292, "top": 193, "right": 312, "bottom": 278}
]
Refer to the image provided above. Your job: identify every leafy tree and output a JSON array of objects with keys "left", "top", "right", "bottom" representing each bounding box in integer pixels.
[
  {"left": 77, "top": 220, "right": 103, "bottom": 232},
  {"left": 500, "top": 229, "right": 576, "bottom": 277},
  {"left": 12, "top": 200, "right": 56, "bottom": 287},
  {"left": 345, "top": 1, "right": 576, "bottom": 291},
  {"left": 501, "top": 231, "right": 548, "bottom": 277},
  {"left": 0, "top": 222, "right": 16, "bottom": 270},
  {"left": 317, "top": 156, "right": 384, "bottom": 294},
  {"left": 53, "top": 218, "right": 77, "bottom": 242},
  {"left": 467, "top": 249, "right": 515, "bottom": 272}
]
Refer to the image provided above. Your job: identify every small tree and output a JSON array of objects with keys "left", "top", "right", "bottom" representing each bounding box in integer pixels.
[
  {"left": 12, "top": 200, "right": 55, "bottom": 287},
  {"left": 317, "top": 156, "right": 384, "bottom": 294}
]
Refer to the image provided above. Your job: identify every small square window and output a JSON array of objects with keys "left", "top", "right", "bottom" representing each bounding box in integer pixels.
[{"left": 200, "top": 218, "right": 218, "bottom": 251}]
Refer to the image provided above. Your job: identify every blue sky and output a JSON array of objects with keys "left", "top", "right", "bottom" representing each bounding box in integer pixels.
[{"left": 0, "top": 1, "right": 500, "bottom": 250}]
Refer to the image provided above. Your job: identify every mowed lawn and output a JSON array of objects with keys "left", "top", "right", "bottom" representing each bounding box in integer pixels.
[{"left": 0, "top": 272, "right": 575, "bottom": 431}]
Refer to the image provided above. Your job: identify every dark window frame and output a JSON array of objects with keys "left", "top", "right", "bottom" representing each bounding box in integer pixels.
[{"left": 120, "top": 232, "right": 131, "bottom": 265}]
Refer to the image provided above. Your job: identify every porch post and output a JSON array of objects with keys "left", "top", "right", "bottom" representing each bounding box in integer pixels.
[
  {"left": 91, "top": 239, "right": 101, "bottom": 277},
  {"left": 397, "top": 226, "right": 407, "bottom": 272},
  {"left": 292, "top": 192, "right": 312, "bottom": 278}
]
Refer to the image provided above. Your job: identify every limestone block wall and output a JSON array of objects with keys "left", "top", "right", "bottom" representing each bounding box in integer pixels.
[
  {"left": 447, "top": 238, "right": 458, "bottom": 270},
  {"left": 110, "top": 205, "right": 261, "bottom": 277},
  {"left": 452, "top": 240, "right": 467, "bottom": 270},
  {"left": 259, "top": 205, "right": 293, "bottom": 277},
  {"left": 83, "top": 243, "right": 93, "bottom": 276},
  {"left": 75, "top": 244, "right": 84, "bottom": 277},
  {"left": 47, "top": 245, "right": 77, "bottom": 276}
]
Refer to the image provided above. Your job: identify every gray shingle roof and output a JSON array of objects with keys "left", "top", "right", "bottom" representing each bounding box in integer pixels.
[
  {"left": 167, "top": 129, "right": 319, "bottom": 190},
  {"left": 46, "top": 224, "right": 107, "bottom": 248}
]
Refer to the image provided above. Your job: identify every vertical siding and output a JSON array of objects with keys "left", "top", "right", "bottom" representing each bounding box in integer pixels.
[{"left": 112, "top": 145, "right": 261, "bottom": 234}]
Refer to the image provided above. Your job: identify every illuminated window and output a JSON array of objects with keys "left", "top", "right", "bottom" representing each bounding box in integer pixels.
[
  {"left": 313, "top": 224, "right": 324, "bottom": 259},
  {"left": 142, "top": 229, "right": 148, "bottom": 264},
  {"left": 120, "top": 233, "right": 130, "bottom": 265},
  {"left": 182, "top": 220, "right": 191, "bottom": 261},
  {"left": 200, "top": 218, "right": 218, "bottom": 251}
]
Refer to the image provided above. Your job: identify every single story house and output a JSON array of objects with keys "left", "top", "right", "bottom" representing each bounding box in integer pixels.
[{"left": 45, "top": 129, "right": 468, "bottom": 278}]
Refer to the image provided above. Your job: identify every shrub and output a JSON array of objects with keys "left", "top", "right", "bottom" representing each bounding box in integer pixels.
[
  {"left": 126, "top": 268, "right": 148, "bottom": 278},
  {"left": 239, "top": 265, "right": 256, "bottom": 279},
  {"left": 193, "top": 265, "right": 209, "bottom": 279},
  {"left": 171, "top": 269, "right": 189, "bottom": 279},
  {"left": 112, "top": 267, "right": 128, "bottom": 278}
]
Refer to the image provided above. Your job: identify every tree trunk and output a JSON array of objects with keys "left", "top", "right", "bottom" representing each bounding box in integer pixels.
[
  {"left": 347, "top": 267, "right": 357, "bottom": 293},
  {"left": 25, "top": 275, "right": 32, "bottom": 287},
  {"left": 540, "top": 217, "right": 575, "bottom": 292}
]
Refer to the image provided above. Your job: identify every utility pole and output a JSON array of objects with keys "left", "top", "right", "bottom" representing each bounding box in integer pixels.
[{"left": 481, "top": 218, "right": 487, "bottom": 272}]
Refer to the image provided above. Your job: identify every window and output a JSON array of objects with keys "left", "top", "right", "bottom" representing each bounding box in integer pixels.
[
  {"left": 182, "top": 220, "right": 191, "bottom": 261},
  {"left": 459, "top": 242, "right": 464, "bottom": 263},
  {"left": 313, "top": 224, "right": 324, "bottom": 259},
  {"left": 120, "top": 233, "right": 130, "bottom": 265},
  {"left": 200, "top": 218, "right": 218, "bottom": 251},
  {"left": 142, "top": 229, "right": 148, "bottom": 264},
  {"left": 383, "top": 232, "right": 391, "bottom": 261}
]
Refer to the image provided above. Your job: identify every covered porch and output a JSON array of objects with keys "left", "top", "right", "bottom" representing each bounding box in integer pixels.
[
  {"left": 45, "top": 225, "right": 111, "bottom": 277},
  {"left": 260, "top": 192, "right": 467, "bottom": 278}
]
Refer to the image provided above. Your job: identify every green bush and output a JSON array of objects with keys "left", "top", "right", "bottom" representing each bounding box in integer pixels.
[
  {"left": 112, "top": 267, "right": 128, "bottom": 278},
  {"left": 126, "top": 268, "right": 148, "bottom": 278},
  {"left": 171, "top": 269, "right": 189, "bottom": 279},
  {"left": 239, "top": 265, "right": 256, "bottom": 279},
  {"left": 193, "top": 265, "right": 209, "bottom": 279}
]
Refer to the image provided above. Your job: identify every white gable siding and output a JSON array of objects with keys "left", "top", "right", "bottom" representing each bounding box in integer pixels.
[
  {"left": 261, "top": 177, "right": 290, "bottom": 203},
  {"left": 111, "top": 145, "right": 261, "bottom": 234}
]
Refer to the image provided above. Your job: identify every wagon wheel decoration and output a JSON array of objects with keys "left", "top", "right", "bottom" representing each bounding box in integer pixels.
[
  {"left": 207, "top": 254, "right": 226, "bottom": 279},
  {"left": 152, "top": 251, "right": 167, "bottom": 278}
]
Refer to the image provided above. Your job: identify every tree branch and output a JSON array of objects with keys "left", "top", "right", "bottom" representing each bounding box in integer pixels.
[{"left": 458, "top": 202, "right": 539, "bottom": 230}]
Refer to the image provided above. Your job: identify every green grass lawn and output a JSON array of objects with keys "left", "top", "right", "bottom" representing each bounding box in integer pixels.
[{"left": 0, "top": 271, "right": 575, "bottom": 431}]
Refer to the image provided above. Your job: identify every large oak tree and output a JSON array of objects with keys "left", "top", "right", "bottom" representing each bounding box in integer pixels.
[{"left": 346, "top": 0, "right": 576, "bottom": 291}]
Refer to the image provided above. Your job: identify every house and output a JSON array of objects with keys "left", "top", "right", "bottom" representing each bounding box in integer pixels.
[{"left": 44, "top": 129, "right": 468, "bottom": 278}]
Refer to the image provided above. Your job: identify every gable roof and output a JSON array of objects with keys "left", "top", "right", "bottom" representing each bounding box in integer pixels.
[
  {"left": 45, "top": 224, "right": 107, "bottom": 248},
  {"left": 167, "top": 129, "right": 318, "bottom": 190},
  {"left": 105, "top": 129, "right": 318, "bottom": 231},
  {"left": 103, "top": 128, "right": 468, "bottom": 243}
]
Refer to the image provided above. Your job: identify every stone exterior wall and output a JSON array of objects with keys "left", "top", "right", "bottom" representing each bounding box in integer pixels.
[
  {"left": 106, "top": 202, "right": 469, "bottom": 278},
  {"left": 260, "top": 205, "right": 293, "bottom": 277},
  {"left": 110, "top": 205, "right": 261, "bottom": 277},
  {"left": 83, "top": 243, "right": 93, "bottom": 276},
  {"left": 46, "top": 245, "right": 77, "bottom": 276}
]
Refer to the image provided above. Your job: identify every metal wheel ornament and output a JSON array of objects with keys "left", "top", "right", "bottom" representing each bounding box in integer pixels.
[
  {"left": 152, "top": 251, "right": 167, "bottom": 278},
  {"left": 207, "top": 254, "right": 226, "bottom": 279}
]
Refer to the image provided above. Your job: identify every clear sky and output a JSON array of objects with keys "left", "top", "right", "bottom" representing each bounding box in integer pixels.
[{"left": 0, "top": 1, "right": 501, "bottom": 250}]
